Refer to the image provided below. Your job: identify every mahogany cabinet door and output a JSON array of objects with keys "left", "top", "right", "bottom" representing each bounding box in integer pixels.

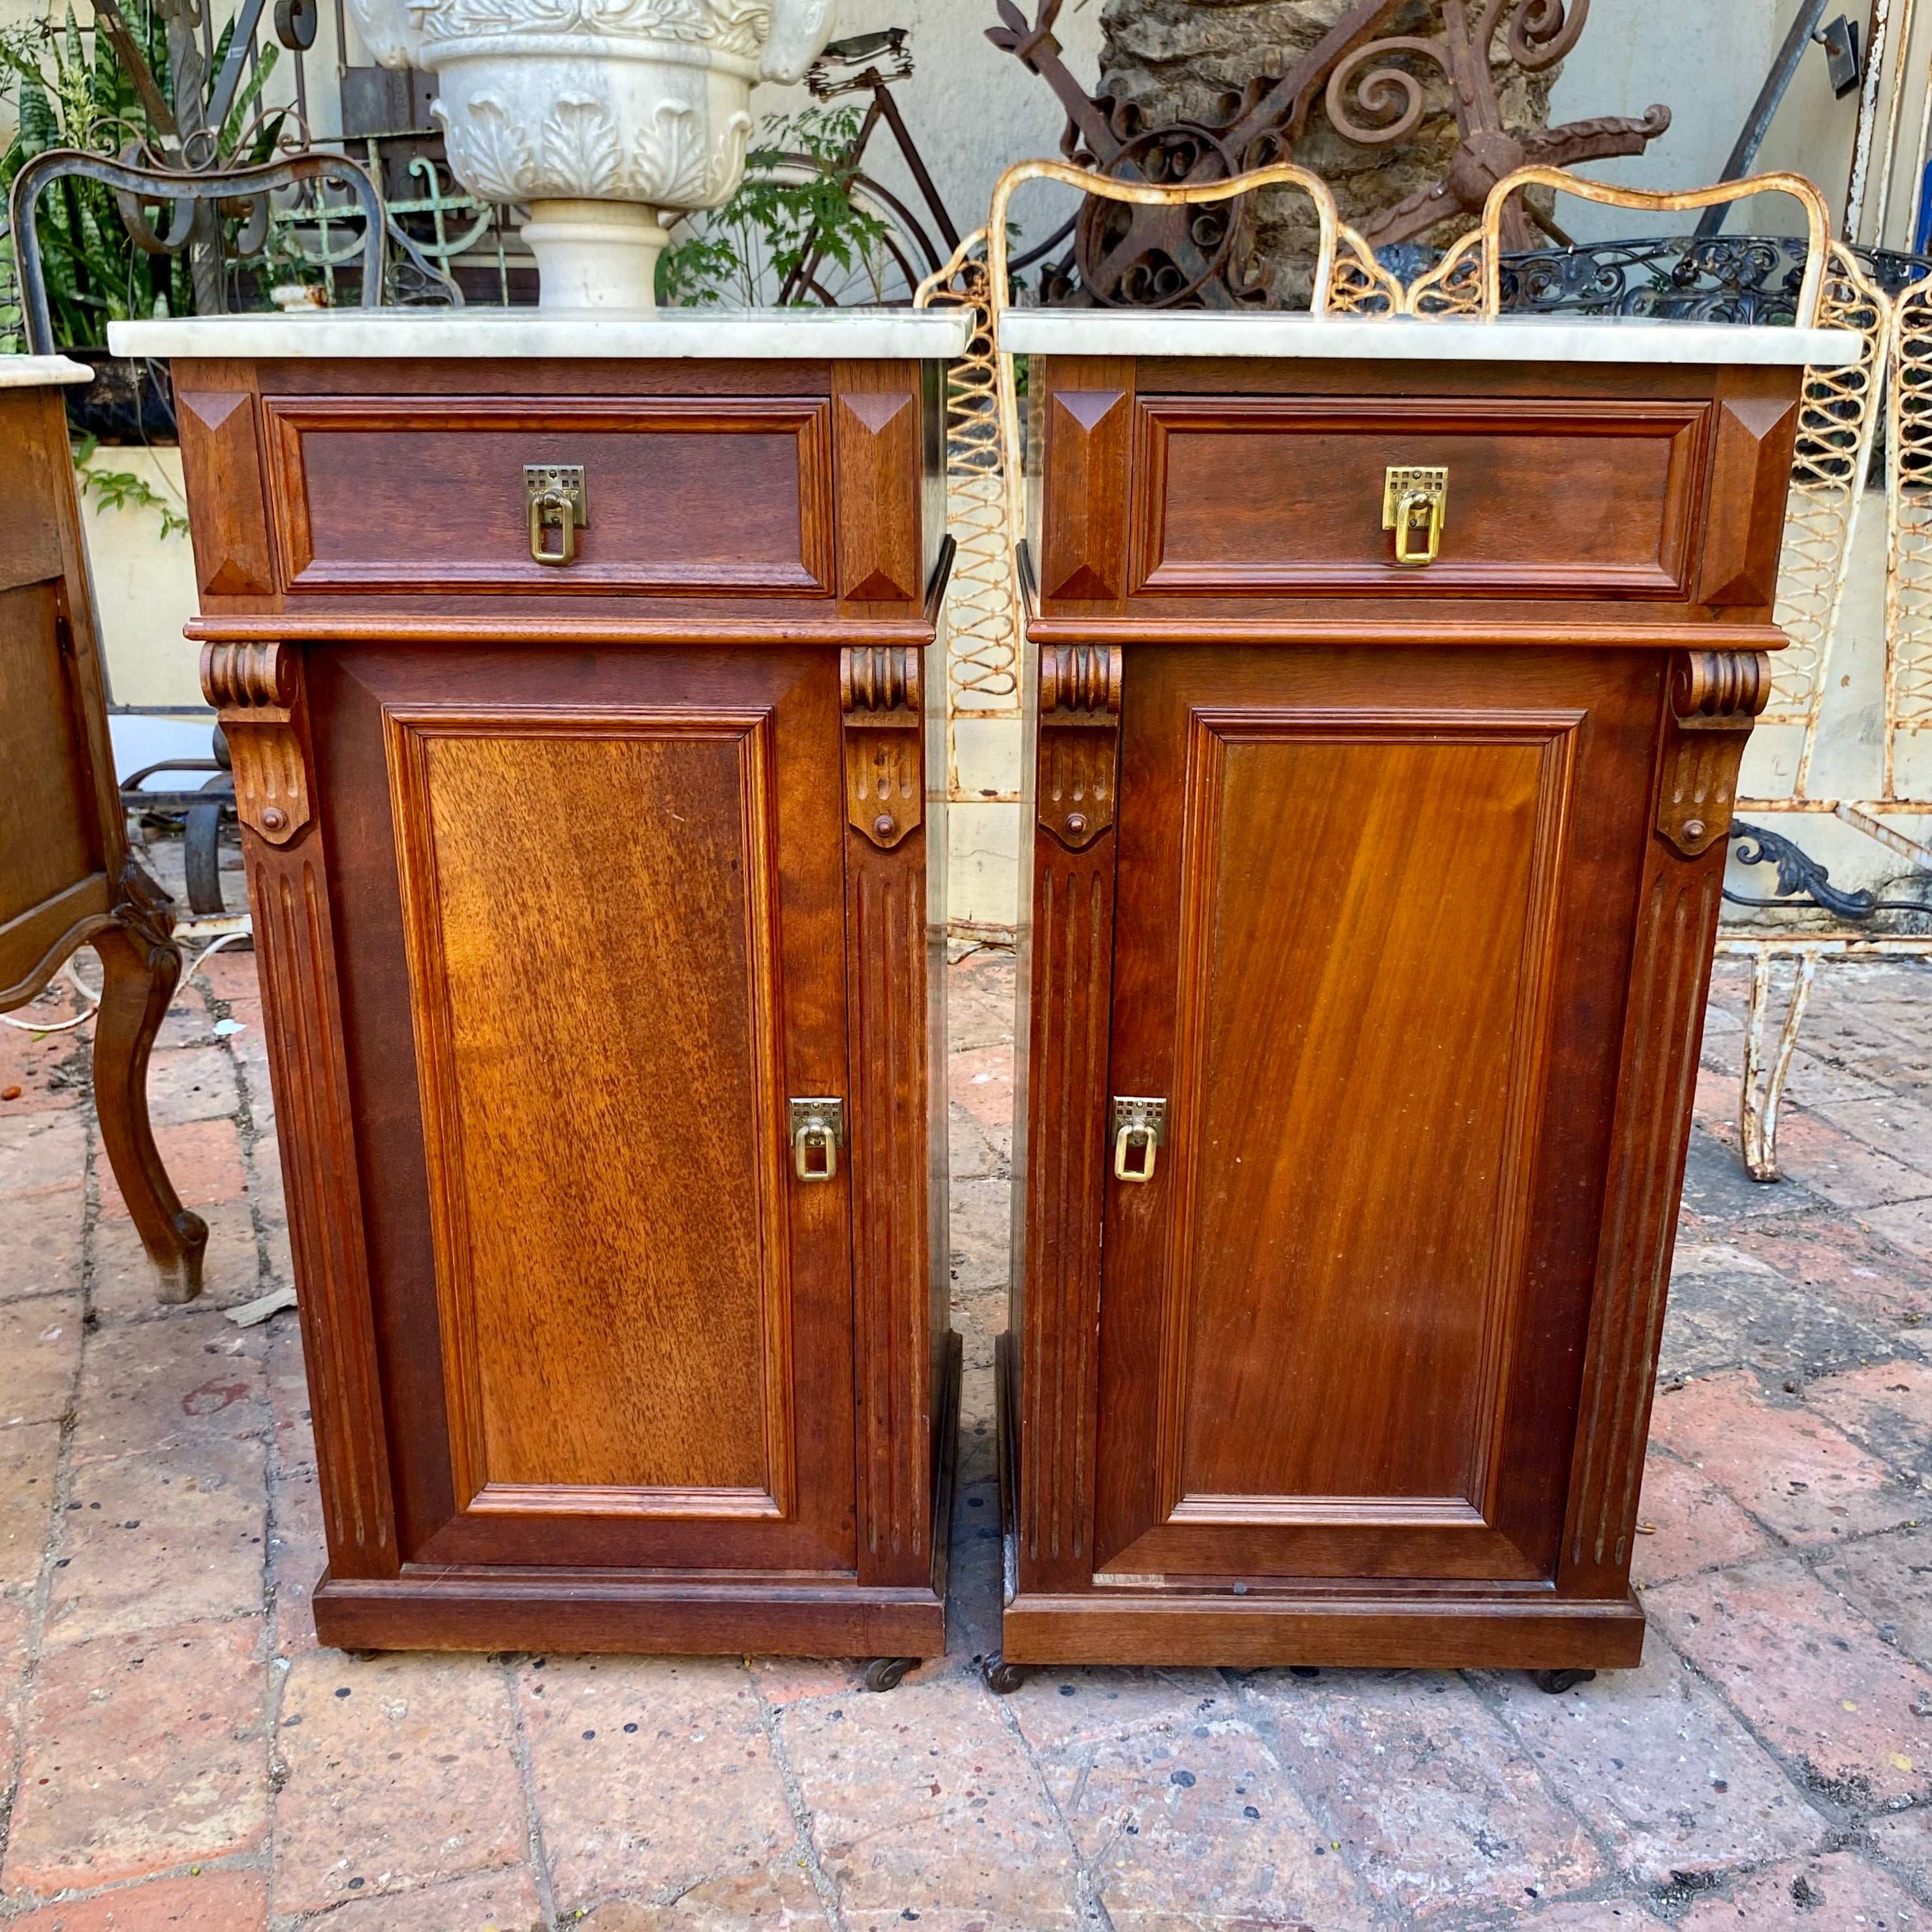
[
  {"left": 1091, "top": 644, "right": 1664, "bottom": 1584},
  {"left": 313, "top": 646, "right": 858, "bottom": 1574}
]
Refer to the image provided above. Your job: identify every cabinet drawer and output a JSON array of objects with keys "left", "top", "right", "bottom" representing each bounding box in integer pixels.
[
  {"left": 1126, "top": 396, "right": 1713, "bottom": 599},
  {"left": 264, "top": 396, "right": 834, "bottom": 595}
]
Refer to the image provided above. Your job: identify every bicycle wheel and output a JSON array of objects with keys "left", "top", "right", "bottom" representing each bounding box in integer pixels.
[{"left": 659, "top": 157, "right": 944, "bottom": 309}]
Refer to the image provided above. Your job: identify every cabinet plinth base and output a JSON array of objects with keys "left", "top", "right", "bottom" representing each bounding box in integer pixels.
[
  {"left": 313, "top": 1573, "right": 947, "bottom": 1659},
  {"left": 997, "top": 1593, "right": 1647, "bottom": 1673}
]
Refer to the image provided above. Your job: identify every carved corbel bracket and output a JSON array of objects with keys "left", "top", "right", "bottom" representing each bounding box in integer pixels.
[
  {"left": 1655, "top": 649, "right": 1770, "bottom": 858},
  {"left": 200, "top": 641, "right": 312, "bottom": 845},
  {"left": 1039, "top": 644, "right": 1123, "bottom": 852},
  {"left": 841, "top": 645, "right": 924, "bottom": 850}
]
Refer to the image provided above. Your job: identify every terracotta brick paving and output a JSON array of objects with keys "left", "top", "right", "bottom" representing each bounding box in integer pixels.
[{"left": 1, "top": 894, "right": 1931, "bottom": 1927}]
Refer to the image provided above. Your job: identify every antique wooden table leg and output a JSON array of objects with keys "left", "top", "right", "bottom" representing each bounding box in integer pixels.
[{"left": 89, "top": 864, "right": 208, "bottom": 1304}]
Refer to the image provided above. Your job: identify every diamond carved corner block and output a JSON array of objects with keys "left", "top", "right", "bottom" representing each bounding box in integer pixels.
[
  {"left": 835, "top": 386, "right": 920, "bottom": 605},
  {"left": 1697, "top": 392, "right": 1801, "bottom": 608},
  {"left": 200, "top": 640, "right": 310, "bottom": 845},
  {"left": 175, "top": 390, "right": 276, "bottom": 598},
  {"left": 1042, "top": 391, "right": 1130, "bottom": 604},
  {"left": 841, "top": 646, "right": 923, "bottom": 850},
  {"left": 1038, "top": 644, "right": 1123, "bottom": 853},
  {"left": 1656, "top": 649, "right": 1770, "bottom": 859}
]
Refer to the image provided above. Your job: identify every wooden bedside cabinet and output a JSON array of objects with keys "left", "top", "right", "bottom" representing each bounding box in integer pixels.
[
  {"left": 992, "top": 302, "right": 1860, "bottom": 1683},
  {"left": 111, "top": 310, "right": 970, "bottom": 1673}
]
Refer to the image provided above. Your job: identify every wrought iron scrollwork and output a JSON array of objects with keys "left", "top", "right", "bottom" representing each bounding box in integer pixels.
[
  {"left": 1490, "top": 234, "right": 1932, "bottom": 324},
  {"left": 1728, "top": 821, "right": 1931, "bottom": 922},
  {"left": 7, "top": 146, "right": 460, "bottom": 355}
]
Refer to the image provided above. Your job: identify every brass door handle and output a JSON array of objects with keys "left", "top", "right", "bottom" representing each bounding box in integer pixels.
[
  {"left": 1383, "top": 465, "right": 1448, "bottom": 569},
  {"left": 1112, "top": 1097, "right": 1167, "bottom": 1184},
  {"left": 789, "top": 1098, "right": 845, "bottom": 1182},
  {"left": 525, "top": 463, "right": 587, "bottom": 566},
  {"left": 529, "top": 490, "right": 578, "bottom": 565}
]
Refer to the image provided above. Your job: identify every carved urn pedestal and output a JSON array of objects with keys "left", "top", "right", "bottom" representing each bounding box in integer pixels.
[
  {"left": 110, "top": 307, "right": 970, "bottom": 1666},
  {"left": 995, "top": 308, "right": 1859, "bottom": 1678}
]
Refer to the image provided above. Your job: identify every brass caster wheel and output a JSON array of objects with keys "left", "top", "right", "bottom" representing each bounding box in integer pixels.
[
  {"left": 1532, "top": 1668, "right": 1597, "bottom": 1696},
  {"left": 981, "top": 1653, "right": 1028, "bottom": 1696},
  {"left": 863, "top": 1656, "right": 916, "bottom": 1693}
]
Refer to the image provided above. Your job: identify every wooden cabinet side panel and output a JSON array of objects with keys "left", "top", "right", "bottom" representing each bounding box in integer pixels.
[
  {"left": 1563, "top": 656, "right": 1767, "bottom": 1597},
  {"left": 209, "top": 644, "right": 397, "bottom": 1576},
  {"left": 844, "top": 648, "right": 933, "bottom": 1583},
  {"left": 0, "top": 388, "right": 63, "bottom": 593},
  {"left": 1016, "top": 649, "right": 1123, "bottom": 1590},
  {"left": 847, "top": 838, "right": 932, "bottom": 1579}
]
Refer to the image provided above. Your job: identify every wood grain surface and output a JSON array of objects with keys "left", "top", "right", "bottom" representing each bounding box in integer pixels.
[
  {"left": 1134, "top": 397, "right": 1709, "bottom": 598},
  {"left": 266, "top": 396, "right": 834, "bottom": 595}
]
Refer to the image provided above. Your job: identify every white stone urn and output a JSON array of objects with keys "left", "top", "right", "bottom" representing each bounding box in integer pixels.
[{"left": 347, "top": 0, "right": 838, "bottom": 308}]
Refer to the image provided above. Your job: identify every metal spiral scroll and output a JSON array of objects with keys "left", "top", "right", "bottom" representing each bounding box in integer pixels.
[{"left": 915, "top": 236, "right": 1021, "bottom": 715}]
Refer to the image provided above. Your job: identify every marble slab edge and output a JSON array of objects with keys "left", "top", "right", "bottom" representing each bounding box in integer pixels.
[
  {"left": 108, "top": 307, "right": 975, "bottom": 361},
  {"left": 996, "top": 311, "right": 1863, "bottom": 367},
  {"left": 0, "top": 355, "right": 95, "bottom": 388}
]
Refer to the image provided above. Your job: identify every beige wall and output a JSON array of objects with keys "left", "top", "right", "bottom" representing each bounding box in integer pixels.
[{"left": 73, "top": 444, "right": 200, "bottom": 710}]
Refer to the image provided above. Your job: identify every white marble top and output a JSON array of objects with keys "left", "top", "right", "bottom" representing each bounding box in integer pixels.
[
  {"left": 108, "top": 306, "right": 974, "bottom": 361},
  {"left": 997, "top": 309, "right": 1861, "bottom": 367},
  {"left": 0, "top": 355, "right": 94, "bottom": 388}
]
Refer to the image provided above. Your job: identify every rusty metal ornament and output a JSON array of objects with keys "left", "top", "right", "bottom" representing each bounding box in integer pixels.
[
  {"left": 1325, "top": 0, "right": 1672, "bottom": 251},
  {"left": 986, "top": 0, "right": 1411, "bottom": 307}
]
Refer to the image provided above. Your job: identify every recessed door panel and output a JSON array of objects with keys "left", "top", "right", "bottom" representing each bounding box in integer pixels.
[
  {"left": 388, "top": 717, "right": 792, "bottom": 1515},
  {"left": 1094, "top": 647, "right": 1659, "bottom": 1583},
  {"left": 321, "top": 647, "right": 857, "bottom": 1574},
  {"left": 1172, "top": 724, "right": 1566, "bottom": 1512}
]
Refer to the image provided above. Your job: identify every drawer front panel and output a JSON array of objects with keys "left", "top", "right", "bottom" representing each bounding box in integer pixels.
[
  {"left": 1132, "top": 396, "right": 1712, "bottom": 599},
  {"left": 266, "top": 396, "right": 834, "bottom": 595}
]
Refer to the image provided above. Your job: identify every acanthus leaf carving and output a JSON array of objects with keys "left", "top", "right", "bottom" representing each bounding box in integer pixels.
[
  {"left": 542, "top": 96, "right": 625, "bottom": 197},
  {"left": 110, "top": 856, "right": 178, "bottom": 961},
  {"left": 390, "top": 0, "right": 789, "bottom": 58},
  {"left": 373, "top": 0, "right": 830, "bottom": 213},
  {"left": 438, "top": 93, "right": 536, "bottom": 201}
]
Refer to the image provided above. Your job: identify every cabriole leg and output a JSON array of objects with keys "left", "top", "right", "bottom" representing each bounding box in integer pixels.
[{"left": 89, "top": 888, "right": 207, "bottom": 1304}]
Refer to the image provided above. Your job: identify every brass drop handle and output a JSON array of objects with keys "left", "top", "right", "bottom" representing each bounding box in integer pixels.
[
  {"left": 1383, "top": 465, "right": 1448, "bottom": 569},
  {"left": 1112, "top": 1097, "right": 1168, "bottom": 1185},
  {"left": 528, "top": 490, "right": 578, "bottom": 566},
  {"left": 524, "top": 463, "right": 588, "bottom": 567},
  {"left": 789, "top": 1098, "right": 845, "bottom": 1183}
]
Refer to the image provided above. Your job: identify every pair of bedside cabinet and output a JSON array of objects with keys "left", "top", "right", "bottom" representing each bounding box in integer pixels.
[{"left": 114, "top": 286, "right": 1848, "bottom": 1687}]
